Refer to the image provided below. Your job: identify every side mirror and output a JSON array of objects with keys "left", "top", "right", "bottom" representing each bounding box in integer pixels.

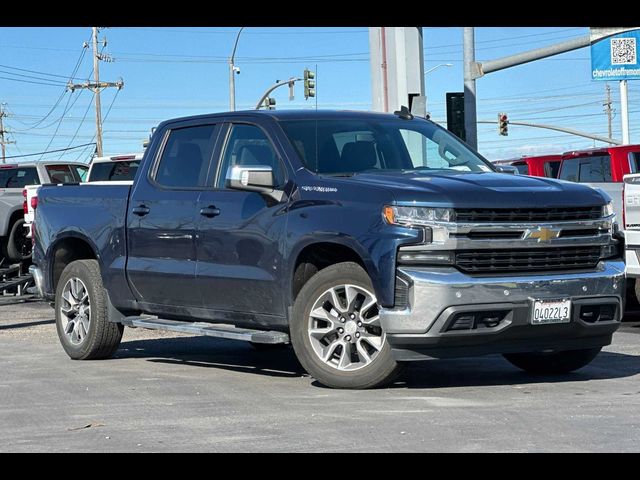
[
  {"left": 495, "top": 165, "right": 518, "bottom": 175},
  {"left": 226, "top": 165, "right": 284, "bottom": 202}
]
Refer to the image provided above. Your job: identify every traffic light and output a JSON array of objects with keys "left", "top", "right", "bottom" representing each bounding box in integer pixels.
[
  {"left": 263, "top": 97, "right": 276, "bottom": 110},
  {"left": 498, "top": 113, "right": 508, "bottom": 136},
  {"left": 304, "top": 69, "right": 315, "bottom": 100},
  {"left": 446, "top": 92, "right": 465, "bottom": 141}
]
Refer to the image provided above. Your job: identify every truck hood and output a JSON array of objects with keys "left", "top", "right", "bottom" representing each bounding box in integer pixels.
[{"left": 332, "top": 171, "right": 608, "bottom": 208}]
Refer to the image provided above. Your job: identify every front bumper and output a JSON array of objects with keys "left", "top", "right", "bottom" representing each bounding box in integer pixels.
[{"left": 380, "top": 260, "right": 625, "bottom": 361}]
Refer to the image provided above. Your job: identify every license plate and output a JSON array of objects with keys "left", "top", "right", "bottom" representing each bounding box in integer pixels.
[{"left": 531, "top": 299, "right": 571, "bottom": 324}]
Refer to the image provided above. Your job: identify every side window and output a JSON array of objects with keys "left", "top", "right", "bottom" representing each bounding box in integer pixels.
[
  {"left": 578, "top": 155, "right": 612, "bottom": 182},
  {"left": 629, "top": 151, "right": 640, "bottom": 173},
  {"left": 155, "top": 125, "right": 217, "bottom": 188},
  {"left": 545, "top": 161, "right": 560, "bottom": 178},
  {"left": 45, "top": 165, "right": 76, "bottom": 183},
  {"left": 559, "top": 159, "right": 579, "bottom": 182},
  {"left": 74, "top": 165, "right": 89, "bottom": 182},
  {"left": 512, "top": 162, "right": 529, "bottom": 175},
  {"left": 216, "top": 124, "right": 284, "bottom": 188}
]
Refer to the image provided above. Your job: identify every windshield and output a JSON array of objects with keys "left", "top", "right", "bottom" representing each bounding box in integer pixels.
[{"left": 279, "top": 118, "right": 494, "bottom": 175}]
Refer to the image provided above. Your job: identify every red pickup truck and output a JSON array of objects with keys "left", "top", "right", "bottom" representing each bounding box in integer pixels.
[
  {"left": 558, "top": 144, "right": 640, "bottom": 225},
  {"left": 493, "top": 155, "right": 562, "bottom": 178}
]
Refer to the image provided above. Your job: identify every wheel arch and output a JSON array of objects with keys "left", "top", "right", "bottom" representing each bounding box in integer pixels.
[
  {"left": 288, "top": 237, "right": 377, "bottom": 307},
  {"left": 47, "top": 232, "right": 101, "bottom": 295}
]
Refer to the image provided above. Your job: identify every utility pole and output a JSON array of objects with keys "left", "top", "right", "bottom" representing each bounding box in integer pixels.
[
  {"left": 0, "top": 106, "right": 16, "bottom": 164},
  {"left": 67, "top": 27, "right": 124, "bottom": 157},
  {"left": 603, "top": 83, "right": 613, "bottom": 140},
  {"left": 463, "top": 27, "right": 478, "bottom": 150}
]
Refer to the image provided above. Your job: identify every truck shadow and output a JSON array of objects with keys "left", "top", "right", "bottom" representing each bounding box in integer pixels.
[
  {"left": 392, "top": 351, "right": 640, "bottom": 390},
  {"left": 115, "top": 336, "right": 306, "bottom": 379},
  {"left": 116, "top": 336, "right": 640, "bottom": 389}
]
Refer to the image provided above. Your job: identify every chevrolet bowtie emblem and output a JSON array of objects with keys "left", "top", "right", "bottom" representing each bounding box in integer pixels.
[{"left": 525, "top": 227, "right": 561, "bottom": 242}]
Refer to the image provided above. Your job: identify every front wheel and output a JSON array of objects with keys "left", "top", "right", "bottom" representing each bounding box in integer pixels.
[
  {"left": 503, "top": 347, "right": 602, "bottom": 374},
  {"left": 55, "top": 259, "right": 123, "bottom": 360},
  {"left": 289, "top": 262, "right": 401, "bottom": 389}
]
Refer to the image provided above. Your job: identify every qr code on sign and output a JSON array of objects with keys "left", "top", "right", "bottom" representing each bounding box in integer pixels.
[{"left": 611, "top": 37, "right": 637, "bottom": 65}]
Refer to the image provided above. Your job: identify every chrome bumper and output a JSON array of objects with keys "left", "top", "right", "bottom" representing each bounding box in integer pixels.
[
  {"left": 29, "top": 265, "right": 44, "bottom": 298},
  {"left": 380, "top": 260, "right": 625, "bottom": 360}
]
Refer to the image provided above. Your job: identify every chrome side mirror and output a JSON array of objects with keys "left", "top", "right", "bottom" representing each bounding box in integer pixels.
[
  {"left": 495, "top": 165, "right": 519, "bottom": 175},
  {"left": 226, "top": 165, "right": 284, "bottom": 202}
]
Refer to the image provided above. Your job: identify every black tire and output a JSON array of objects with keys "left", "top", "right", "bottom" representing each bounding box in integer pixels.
[
  {"left": 2, "top": 217, "right": 31, "bottom": 263},
  {"left": 289, "top": 261, "right": 401, "bottom": 389},
  {"left": 55, "top": 259, "right": 123, "bottom": 360},
  {"left": 503, "top": 347, "right": 602, "bottom": 374}
]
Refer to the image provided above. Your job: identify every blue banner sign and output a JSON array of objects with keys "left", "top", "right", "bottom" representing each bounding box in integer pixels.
[{"left": 591, "top": 29, "right": 640, "bottom": 81}]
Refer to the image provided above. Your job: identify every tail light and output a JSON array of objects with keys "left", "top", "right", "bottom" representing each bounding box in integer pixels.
[
  {"left": 22, "top": 189, "right": 28, "bottom": 214},
  {"left": 30, "top": 195, "right": 38, "bottom": 210}
]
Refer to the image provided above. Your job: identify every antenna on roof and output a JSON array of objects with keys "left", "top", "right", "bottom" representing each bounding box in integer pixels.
[{"left": 394, "top": 105, "right": 413, "bottom": 120}]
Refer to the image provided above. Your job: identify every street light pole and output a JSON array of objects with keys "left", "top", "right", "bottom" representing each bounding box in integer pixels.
[
  {"left": 229, "top": 27, "right": 245, "bottom": 112},
  {"left": 424, "top": 63, "right": 452, "bottom": 76}
]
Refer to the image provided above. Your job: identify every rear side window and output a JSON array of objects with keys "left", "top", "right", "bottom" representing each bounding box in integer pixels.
[
  {"left": 89, "top": 161, "right": 140, "bottom": 181},
  {"left": 512, "top": 162, "right": 529, "bottom": 175},
  {"left": 155, "top": 125, "right": 217, "bottom": 188},
  {"left": 74, "top": 165, "right": 89, "bottom": 182},
  {"left": 0, "top": 167, "right": 39, "bottom": 188},
  {"left": 560, "top": 155, "right": 612, "bottom": 183},
  {"left": 545, "top": 160, "right": 560, "bottom": 178}
]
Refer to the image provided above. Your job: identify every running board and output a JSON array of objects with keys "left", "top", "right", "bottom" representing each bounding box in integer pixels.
[{"left": 120, "top": 317, "right": 290, "bottom": 344}]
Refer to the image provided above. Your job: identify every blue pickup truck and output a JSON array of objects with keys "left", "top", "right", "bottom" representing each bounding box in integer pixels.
[{"left": 30, "top": 110, "right": 625, "bottom": 389}]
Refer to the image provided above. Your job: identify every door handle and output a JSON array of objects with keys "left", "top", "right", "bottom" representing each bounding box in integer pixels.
[
  {"left": 132, "top": 205, "right": 150, "bottom": 216},
  {"left": 200, "top": 206, "right": 221, "bottom": 218}
]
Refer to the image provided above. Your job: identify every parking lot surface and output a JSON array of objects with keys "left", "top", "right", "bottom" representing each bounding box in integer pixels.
[{"left": 1, "top": 300, "right": 639, "bottom": 452}]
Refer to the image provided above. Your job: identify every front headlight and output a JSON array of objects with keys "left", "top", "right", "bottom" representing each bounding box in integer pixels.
[
  {"left": 603, "top": 202, "right": 614, "bottom": 217},
  {"left": 383, "top": 205, "right": 454, "bottom": 226}
]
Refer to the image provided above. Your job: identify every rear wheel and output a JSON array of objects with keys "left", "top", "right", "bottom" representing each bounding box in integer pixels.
[
  {"left": 290, "top": 262, "right": 401, "bottom": 389},
  {"left": 503, "top": 347, "right": 601, "bottom": 374},
  {"left": 2, "top": 217, "right": 31, "bottom": 263},
  {"left": 55, "top": 259, "right": 123, "bottom": 360}
]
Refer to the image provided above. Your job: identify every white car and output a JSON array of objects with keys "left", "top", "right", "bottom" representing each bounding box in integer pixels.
[
  {"left": 23, "top": 154, "right": 143, "bottom": 241},
  {"left": 86, "top": 153, "right": 142, "bottom": 182}
]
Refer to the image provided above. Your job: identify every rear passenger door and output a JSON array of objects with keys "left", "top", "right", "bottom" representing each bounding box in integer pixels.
[
  {"left": 195, "top": 121, "right": 290, "bottom": 320},
  {"left": 127, "top": 122, "right": 221, "bottom": 313}
]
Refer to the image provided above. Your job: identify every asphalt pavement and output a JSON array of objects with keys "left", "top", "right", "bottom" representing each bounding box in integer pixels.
[{"left": 1, "top": 300, "right": 639, "bottom": 452}]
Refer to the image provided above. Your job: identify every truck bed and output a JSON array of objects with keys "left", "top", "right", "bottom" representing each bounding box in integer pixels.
[{"left": 35, "top": 183, "right": 133, "bottom": 303}]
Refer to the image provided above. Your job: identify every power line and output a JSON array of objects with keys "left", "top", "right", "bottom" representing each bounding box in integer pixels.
[
  {"left": 10, "top": 40, "right": 89, "bottom": 131},
  {"left": 0, "top": 63, "right": 88, "bottom": 81},
  {"left": 2, "top": 142, "right": 96, "bottom": 160}
]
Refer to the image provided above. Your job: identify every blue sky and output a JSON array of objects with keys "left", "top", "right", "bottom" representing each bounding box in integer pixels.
[{"left": 0, "top": 26, "right": 638, "bottom": 163}]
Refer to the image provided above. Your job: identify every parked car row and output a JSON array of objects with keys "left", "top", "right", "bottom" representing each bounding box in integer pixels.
[
  {"left": 0, "top": 161, "right": 88, "bottom": 263},
  {"left": 22, "top": 154, "right": 142, "bottom": 241},
  {"left": 494, "top": 144, "right": 640, "bottom": 234}
]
